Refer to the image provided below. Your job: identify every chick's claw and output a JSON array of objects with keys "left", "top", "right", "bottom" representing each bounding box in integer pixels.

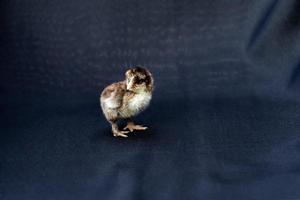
[
  {"left": 123, "top": 122, "right": 148, "bottom": 132},
  {"left": 113, "top": 130, "right": 129, "bottom": 138}
]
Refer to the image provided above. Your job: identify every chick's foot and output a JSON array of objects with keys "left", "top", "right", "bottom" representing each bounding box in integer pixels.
[
  {"left": 110, "top": 122, "right": 129, "bottom": 138},
  {"left": 123, "top": 122, "right": 148, "bottom": 132},
  {"left": 112, "top": 129, "right": 129, "bottom": 138}
]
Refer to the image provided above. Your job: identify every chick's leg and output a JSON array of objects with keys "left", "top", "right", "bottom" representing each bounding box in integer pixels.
[
  {"left": 110, "top": 120, "right": 129, "bottom": 137},
  {"left": 123, "top": 120, "right": 148, "bottom": 132}
]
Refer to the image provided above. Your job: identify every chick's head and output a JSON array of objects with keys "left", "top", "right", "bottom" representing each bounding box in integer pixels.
[{"left": 125, "top": 67, "right": 153, "bottom": 93}]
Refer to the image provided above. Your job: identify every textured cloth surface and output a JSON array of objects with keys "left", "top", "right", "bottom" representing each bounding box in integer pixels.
[{"left": 1, "top": 0, "right": 300, "bottom": 199}]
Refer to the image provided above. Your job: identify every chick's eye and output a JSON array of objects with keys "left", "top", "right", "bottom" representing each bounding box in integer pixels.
[{"left": 135, "top": 77, "right": 144, "bottom": 84}]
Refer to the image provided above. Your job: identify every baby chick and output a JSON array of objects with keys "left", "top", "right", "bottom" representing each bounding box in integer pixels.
[{"left": 100, "top": 67, "right": 154, "bottom": 137}]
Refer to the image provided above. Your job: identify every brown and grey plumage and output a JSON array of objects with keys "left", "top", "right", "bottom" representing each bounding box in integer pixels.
[{"left": 100, "top": 67, "right": 154, "bottom": 137}]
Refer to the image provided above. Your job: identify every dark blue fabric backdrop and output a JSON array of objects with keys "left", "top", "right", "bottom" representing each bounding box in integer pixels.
[{"left": 1, "top": 0, "right": 300, "bottom": 199}]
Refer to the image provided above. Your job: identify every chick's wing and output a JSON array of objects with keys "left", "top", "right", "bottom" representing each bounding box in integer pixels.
[{"left": 101, "top": 82, "right": 126, "bottom": 109}]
